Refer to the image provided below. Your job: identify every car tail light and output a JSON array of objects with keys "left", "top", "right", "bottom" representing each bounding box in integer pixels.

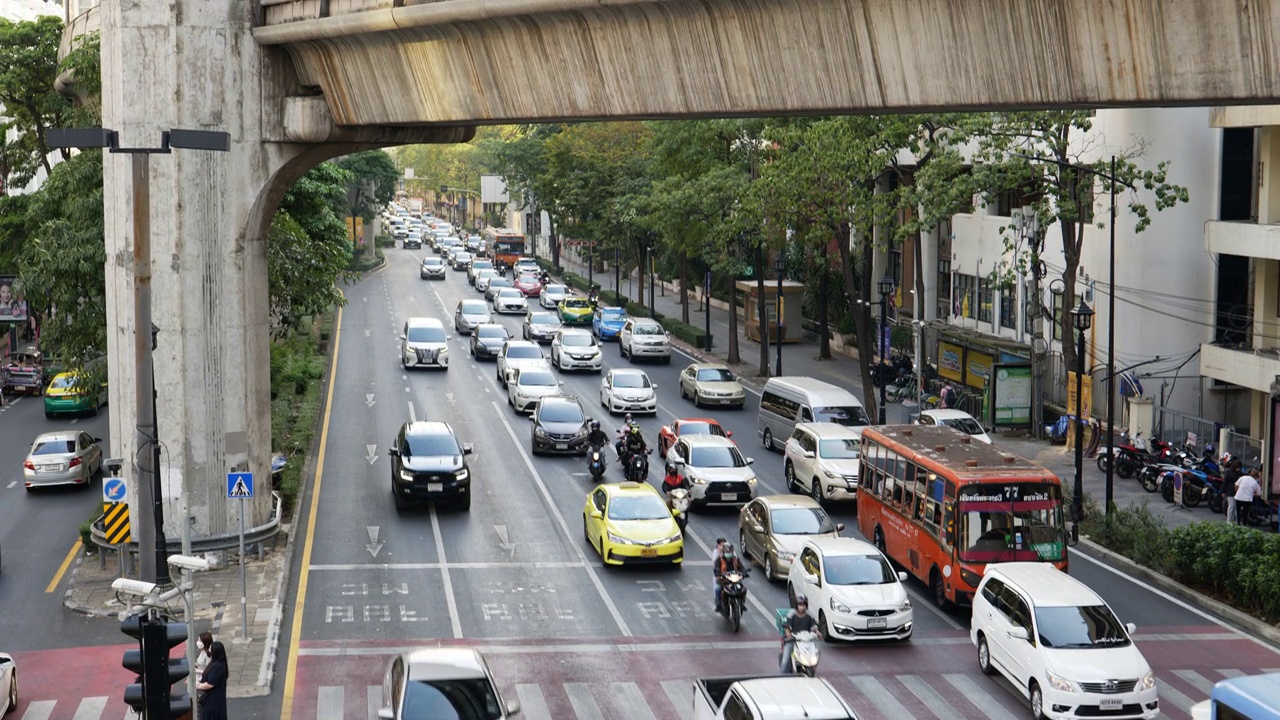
[
  {"left": 69, "top": 457, "right": 83, "bottom": 467},
  {"left": 23, "top": 460, "right": 35, "bottom": 470}
]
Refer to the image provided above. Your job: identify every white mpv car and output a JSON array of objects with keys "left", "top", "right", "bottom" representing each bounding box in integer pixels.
[
  {"left": 786, "top": 537, "right": 912, "bottom": 642},
  {"left": 971, "top": 563, "right": 1159, "bottom": 720}
]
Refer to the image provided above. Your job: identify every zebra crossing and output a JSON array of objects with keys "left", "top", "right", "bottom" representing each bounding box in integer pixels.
[{"left": 298, "top": 667, "right": 1280, "bottom": 720}]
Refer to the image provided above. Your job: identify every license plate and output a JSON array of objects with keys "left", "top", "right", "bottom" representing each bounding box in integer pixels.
[
  {"left": 555, "top": 443, "right": 568, "bottom": 450},
  {"left": 42, "top": 464, "right": 66, "bottom": 473},
  {"left": 1099, "top": 699, "right": 1122, "bottom": 710},
  {"left": 868, "top": 617, "right": 887, "bottom": 628},
  {"left": 641, "top": 549, "right": 658, "bottom": 557},
  {"left": 427, "top": 482, "right": 443, "bottom": 492},
  {"left": 721, "top": 493, "right": 738, "bottom": 502}
]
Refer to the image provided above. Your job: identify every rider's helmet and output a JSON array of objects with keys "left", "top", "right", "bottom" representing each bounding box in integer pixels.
[
  {"left": 630, "top": 425, "right": 641, "bottom": 437},
  {"left": 665, "top": 463, "right": 676, "bottom": 476},
  {"left": 591, "top": 420, "right": 601, "bottom": 431},
  {"left": 794, "top": 594, "right": 808, "bottom": 609},
  {"left": 722, "top": 543, "right": 735, "bottom": 560}
]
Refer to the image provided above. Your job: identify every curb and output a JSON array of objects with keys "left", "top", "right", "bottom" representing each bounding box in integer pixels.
[
  {"left": 62, "top": 552, "right": 124, "bottom": 618},
  {"left": 253, "top": 523, "right": 293, "bottom": 695},
  {"left": 1074, "top": 536, "right": 1280, "bottom": 647}
]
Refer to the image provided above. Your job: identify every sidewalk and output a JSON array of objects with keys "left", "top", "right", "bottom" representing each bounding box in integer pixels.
[
  {"left": 63, "top": 535, "right": 289, "bottom": 698},
  {"left": 550, "top": 250, "right": 1222, "bottom": 531}
]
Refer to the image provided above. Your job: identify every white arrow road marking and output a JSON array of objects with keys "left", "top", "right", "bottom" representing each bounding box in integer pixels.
[
  {"left": 364, "top": 330, "right": 371, "bottom": 337},
  {"left": 365, "top": 445, "right": 378, "bottom": 465},
  {"left": 493, "top": 525, "right": 517, "bottom": 559},
  {"left": 445, "top": 392, "right": 455, "bottom": 405},
  {"left": 362, "top": 297, "right": 367, "bottom": 302},
  {"left": 366, "top": 526, "right": 384, "bottom": 558},
  {"left": 366, "top": 394, "right": 376, "bottom": 408}
]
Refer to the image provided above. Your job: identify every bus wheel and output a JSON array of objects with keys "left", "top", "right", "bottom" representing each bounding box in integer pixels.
[{"left": 930, "top": 568, "right": 951, "bottom": 610}]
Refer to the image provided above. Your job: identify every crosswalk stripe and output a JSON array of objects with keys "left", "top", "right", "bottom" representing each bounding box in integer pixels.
[
  {"left": 848, "top": 675, "right": 915, "bottom": 718},
  {"left": 1218, "top": 669, "right": 1245, "bottom": 679},
  {"left": 611, "top": 682, "right": 657, "bottom": 720},
  {"left": 515, "top": 683, "right": 552, "bottom": 720},
  {"left": 19, "top": 700, "right": 54, "bottom": 720},
  {"left": 1173, "top": 669, "right": 1216, "bottom": 696},
  {"left": 1158, "top": 681, "right": 1196, "bottom": 714},
  {"left": 943, "top": 674, "right": 1020, "bottom": 720},
  {"left": 317, "top": 685, "right": 343, "bottom": 720},
  {"left": 366, "top": 684, "right": 381, "bottom": 720},
  {"left": 660, "top": 679, "right": 692, "bottom": 720},
  {"left": 71, "top": 697, "right": 108, "bottom": 720},
  {"left": 565, "top": 682, "right": 605, "bottom": 720},
  {"left": 897, "top": 674, "right": 954, "bottom": 719}
]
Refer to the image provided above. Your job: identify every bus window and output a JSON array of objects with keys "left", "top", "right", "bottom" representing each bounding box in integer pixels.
[
  {"left": 924, "top": 476, "right": 944, "bottom": 527},
  {"left": 942, "top": 501, "right": 955, "bottom": 546}
]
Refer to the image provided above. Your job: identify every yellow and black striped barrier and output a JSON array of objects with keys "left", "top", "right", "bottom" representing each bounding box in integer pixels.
[{"left": 102, "top": 502, "right": 131, "bottom": 544}]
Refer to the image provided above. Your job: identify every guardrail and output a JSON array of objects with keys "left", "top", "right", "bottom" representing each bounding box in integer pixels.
[{"left": 90, "top": 491, "right": 284, "bottom": 561}]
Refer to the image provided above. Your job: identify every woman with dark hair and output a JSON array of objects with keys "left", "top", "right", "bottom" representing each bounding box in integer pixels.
[{"left": 196, "top": 641, "right": 228, "bottom": 720}]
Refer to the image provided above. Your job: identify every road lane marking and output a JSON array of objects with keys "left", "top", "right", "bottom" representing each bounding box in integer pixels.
[
  {"left": 613, "top": 682, "right": 658, "bottom": 720},
  {"left": 407, "top": 401, "right": 416, "bottom": 422},
  {"left": 6, "top": 480, "right": 15, "bottom": 489},
  {"left": 492, "top": 401, "right": 632, "bottom": 636},
  {"left": 366, "top": 685, "right": 381, "bottom": 720},
  {"left": 299, "top": 638, "right": 807, "bottom": 656},
  {"left": 565, "top": 683, "right": 605, "bottom": 720},
  {"left": 1072, "top": 548, "right": 1280, "bottom": 656},
  {"left": 943, "top": 674, "right": 1019, "bottom": 720},
  {"left": 1173, "top": 669, "right": 1215, "bottom": 695},
  {"left": 849, "top": 675, "right": 914, "bottom": 719},
  {"left": 45, "top": 539, "right": 82, "bottom": 593},
  {"left": 69, "top": 696, "right": 107, "bottom": 720},
  {"left": 898, "top": 675, "right": 956, "bottom": 720},
  {"left": 515, "top": 684, "right": 552, "bottom": 720},
  {"left": 20, "top": 700, "right": 54, "bottom": 720},
  {"left": 430, "top": 505, "right": 464, "bottom": 638},
  {"left": 281, "top": 301, "right": 344, "bottom": 720},
  {"left": 316, "top": 686, "right": 343, "bottom": 720},
  {"left": 661, "top": 680, "right": 692, "bottom": 720}
]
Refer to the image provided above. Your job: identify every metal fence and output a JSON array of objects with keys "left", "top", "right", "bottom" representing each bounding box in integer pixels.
[
  {"left": 1153, "top": 406, "right": 1221, "bottom": 454},
  {"left": 1221, "top": 428, "right": 1265, "bottom": 471}
]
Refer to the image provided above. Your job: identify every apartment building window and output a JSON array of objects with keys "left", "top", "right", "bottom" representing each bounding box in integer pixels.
[
  {"left": 978, "top": 278, "right": 994, "bottom": 323},
  {"left": 1050, "top": 293, "right": 1064, "bottom": 342},
  {"left": 953, "top": 273, "right": 976, "bottom": 319},
  {"left": 1000, "top": 284, "right": 1017, "bottom": 330}
]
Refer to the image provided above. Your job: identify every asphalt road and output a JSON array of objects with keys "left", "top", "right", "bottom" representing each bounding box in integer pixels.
[
  {"left": 260, "top": 248, "right": 1280, "bottom": 720},
  {"left": 0, "top": 392, "right": 118, "bottom": 650}
]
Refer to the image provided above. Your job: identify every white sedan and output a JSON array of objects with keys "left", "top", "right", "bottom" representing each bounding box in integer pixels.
[
  {"left": 493, "top": 287, "right": 528, "bottom": 314},
  {"left": 599, "top": 368, "right": 657, "bottom": 415},
  {"left": 914, "top": 408, "right": 992, "bottom": 444},
  {"left": 539, "top": 283, "right": 569, "bottom": 309},
  {"left": 507, "top": 367, "right": 563, "bottom": 413},
  {"left": 787, "top": 537, "right": 913, "bottom": 642},
  {"left": 0, "top": 652, "right": 15, "bottom": 714}
]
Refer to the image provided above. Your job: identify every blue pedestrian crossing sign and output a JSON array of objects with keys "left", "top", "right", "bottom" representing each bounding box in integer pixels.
[
  {"left": 102, "top": 477, "right": 127, "bottom": 503},
  {"left": 227, "top": 472, "right": 254, "bottom": 499}
]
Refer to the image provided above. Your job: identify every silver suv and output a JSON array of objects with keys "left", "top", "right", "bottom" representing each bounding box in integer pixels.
[
  {"left": 620, "top": 318, "right": 671, "bottom": 363},
  {"left": 400, "top": 317, "right": 450, "bottom": 370}
]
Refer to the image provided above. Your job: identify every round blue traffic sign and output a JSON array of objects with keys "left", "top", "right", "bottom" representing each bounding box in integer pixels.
[{"left": 103, "top": 477, "right": 127, "bottom": 502}]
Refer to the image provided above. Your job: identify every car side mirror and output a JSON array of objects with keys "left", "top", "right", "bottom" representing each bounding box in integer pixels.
[
  {"left": 559, "top": 381, "right": 565, "bottom": 385},
  {"left": 835, "top": 523, "right": 845, "bottom": 532},
  {"left": 446, "top": 336, "right": 453, "bottom": 341},
  {"left": 746, "top": 458, "right": 755, "bottom": 465},
  {"left": 802, "top": 450, "right": 815, "bottom": 459},
  {"left": 591, "top": 510, "right": 603, "bottom": 519},
  {"left": 399, "top": 333, "right": 406, "bottom": 340},
  {"left": 750, "top": 523, "right": 764, "bottom": 533},
  {"left": 93, "top": 437, "right": 103, "bottom": 444},
  {"left": 505, "top": 700, "right": 521, "bottom": 716},
  {"left": 462, "top": 443, "right": 474, "bottom": 455},
  {"left": 388, "top": 448, "right": 399, "bottom": 457},
  {"left": 652, "top": 384, "right": 659, "bottom": 389},
  {"left": 527, "top": 415, "right": 536, "bottom": 421},
  {"left": 1007, "top": 627, "right": 1029, "bottom": 641},
  {"left": 804, "top": 572, "right": 819, "bottom": 587},
  {"left": 898, "top": 571, "right": 908, "bottom": 582},
  {"left": 1125, "top": 622, "right": 1137, "bottom": 635},
  {"left": 378, "top": 708, "right": 394, "bottom": 720},
  {"left": 726, "top": 430, "right": 733, "bottom": 438}
]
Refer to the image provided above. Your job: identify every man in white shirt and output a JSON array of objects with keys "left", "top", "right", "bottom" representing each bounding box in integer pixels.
[{"left": 1233, "top": 470, "right": 1262, "bottom": 525}]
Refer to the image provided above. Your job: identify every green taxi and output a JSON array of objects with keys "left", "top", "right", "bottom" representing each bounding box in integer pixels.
[
  {"left": 558, "top": 297, "right": 594, "bottom": 325},
  {"left": 43, "top": 371, "right": 107, "bottom": 418}
]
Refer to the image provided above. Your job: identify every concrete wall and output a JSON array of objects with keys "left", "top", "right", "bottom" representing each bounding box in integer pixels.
[{"left": 946, "top": 108, "right": 1220, "bottom": 420}]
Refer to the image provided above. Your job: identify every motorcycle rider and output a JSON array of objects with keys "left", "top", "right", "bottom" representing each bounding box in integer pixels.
[
  {"left": 586, "top": 420, "right": 610, "bottom": 468},
  {"left": 661, "top": 463, "right": 688, "bottom": 494},
  {"left": 615, "top": 413, "right": 637, "bottom": 457},
  {"left": 622, "top": 426, "right": 649, "bottom": 477},
  {"left": 714, "top": 543, "right": 747, "bottom": 615},
  {"left": 779, "top": 595, "right": 820, "bottom": 673}
]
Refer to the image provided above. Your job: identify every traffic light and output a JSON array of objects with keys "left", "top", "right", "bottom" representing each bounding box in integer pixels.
[
  {"left": 440, "top": 185, "right": 448, "bottom": 195},
  {"left": 120, "top": 616, "right": 192, "bottom": 719}
]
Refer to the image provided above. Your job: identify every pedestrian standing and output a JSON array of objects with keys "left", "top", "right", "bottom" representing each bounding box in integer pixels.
[
  {"left": 196, "top": 641, "right": 229, "bottom": 720},
  {"left": 1223, "top": 459, "right": 1243, "bottom": 523},
  {"left": 939, "top": 382, "right": 955, "bottom": 409},
  {"left": 1233, "top": 468, "right": 1263, "bottom": 526},
  {"left": 194, "top": 631, "right": 214, "bottom": 679}
]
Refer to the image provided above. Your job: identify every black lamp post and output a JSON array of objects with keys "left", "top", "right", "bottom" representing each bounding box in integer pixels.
[
  {"left": 614, "top": 248, "right": 621, "bottom": 304},
  {"left": 1071, "top": 299, "right": 1094, "bottom": 542},
  {"left": 774, "top": 253, "right": 785, "bottom": 376},
  {"left": 877, "top": 273, "right": 895, "bottom": 424}
]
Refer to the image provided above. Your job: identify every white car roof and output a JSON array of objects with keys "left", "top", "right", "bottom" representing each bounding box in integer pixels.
[
  {"left": 803, "top": 536, "right": 881, "bottom": 558},
  {"left": 405, "top": 317, "right": 444, "bottom": 329},
  {"left": 921, "top": 409, "right": 979, "bottom": 421},
  {"left": 609, "top": 368, "right": 649, "bottom": 378},
  {"left": 404, "top": 648, "right": 487, "bottom": 681},
  {"left": 679, "top": 434, "right": 736, "bottom": 448},
  {"left": 983, "top": 562, "right": 1102, "bottom": 607},
  {"left": 794, "top": 422, "right": 864, "bottom": 440}
]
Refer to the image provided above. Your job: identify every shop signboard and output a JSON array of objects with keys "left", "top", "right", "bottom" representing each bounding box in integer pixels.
[
  {"left": 965, "top": 349, "right": 995, "bottom": 390},
  {"left": 939, "top": 342, "right": 964, "bottom": 383}
]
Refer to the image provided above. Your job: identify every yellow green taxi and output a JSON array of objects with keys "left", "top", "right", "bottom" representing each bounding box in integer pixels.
[
  {"left": 43, "top": 371, "right": 106, "bottom": 418},
  {"left": 558, "top": 297, "right": 594, "bottom": 325},
  {"left": 582, "top": 482, "right": 684, "bottom": 565}
]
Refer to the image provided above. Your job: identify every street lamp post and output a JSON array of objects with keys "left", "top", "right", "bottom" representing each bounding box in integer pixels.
[
  {"left": 774, "top": 254, "right": 785, "bottom": 376},
  {"left": 47, "top": 127, "right": 229, "bottom": 588},
  {"left": 1071, "top": 300, "right": 1094, "bottom": 543},
  {"left": 877, "top": 273, "right": 895, "bottom": 424},
  {"left": 614, "top": 248, "right": 621, "bottom": 304}
]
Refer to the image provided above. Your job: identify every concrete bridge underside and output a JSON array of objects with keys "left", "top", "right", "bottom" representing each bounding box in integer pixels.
[{"left": 254, "top": 0, "right": 1280, "bottom": 126}]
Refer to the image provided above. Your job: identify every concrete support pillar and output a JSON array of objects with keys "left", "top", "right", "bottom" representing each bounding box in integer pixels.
[{"left": 97, "top": 0, "right": 472, "bottom": 540}]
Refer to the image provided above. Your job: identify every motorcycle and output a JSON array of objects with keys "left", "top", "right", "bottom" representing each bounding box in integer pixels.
[
  {"left": 719, "top": 570, "right": 748, "bottom": 631},
  {"left": 587, "top": 444, "right": 607, "bottom": 482},
  {"left": 624, "top": 450, "right": 651, "bottom": 483},
  {"left": 666, "top": 487, "right": 691, "bottom": 532},
  {"left": 784, "top": 630, "right": 821, "bottom": 677},
  {"left": 588, "top": 290, "right": 600, "bottom": 308}
]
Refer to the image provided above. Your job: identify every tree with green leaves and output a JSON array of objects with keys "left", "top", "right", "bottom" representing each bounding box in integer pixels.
[
  {"left": 0, "top": 16, "right": 86, "bottom": 193},
  {"left": 971, "top": 110, "right": 1190, "bottom": 375},
  {"left": 336, "top": 149, "right": 400, "bottom": 218}
]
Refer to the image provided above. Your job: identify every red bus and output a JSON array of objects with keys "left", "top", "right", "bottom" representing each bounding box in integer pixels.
[
  {"left": 483, "top": 228, "right": 526, "bottom": 269},
  {"left": 856, "top": 425, "right": 1068, "bottom": 608}
]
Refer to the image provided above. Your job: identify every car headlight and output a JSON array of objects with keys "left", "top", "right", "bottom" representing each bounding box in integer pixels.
[
  {"left": 775, "top": 551, "right": 795, "bottom": 562},
  {"left": 572, "top": 429, "right": 589, "bottom": 439},
  {"left": 661, "top": 533, "right": 683, "bottom": 544},
  {"left": 1045, "top": 671, "right": 1075, "bottom": 693},
  {"left": 822, "top": 469, "right": 841, "bottom": 479},
  {"left": 439, "top": 349, "right": 449, "bottom": 359},
  {"left": 455, "top": 468, "right": 469, "bottom": 481},
  {"left": 747, "top": 477, "right": 758, "bottom": 486},
  {"left": 689, "top": 475, "right": 708, "bottom": 484},
  {"left": 898, "top": 598, "right": 912, "bottom": 612},
  {"left": 1141, "top": 672, "right": 1156, "bottom": 690},
  {"left": 830, "top": 597, "right": 852, "bottom": 613},
  {"left": 534, "top": 427, "right": 548, "bottom": 438},
  {"left": 607, "top": 531, "right": 639, "bottom": 545},
  {"left": 399, "top": 469, "right": 414, "bottom": 482}
]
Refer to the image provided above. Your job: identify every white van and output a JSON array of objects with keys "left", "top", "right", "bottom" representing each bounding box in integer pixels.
[{"left": 757, "top": 377, "right": 870, "bottom": 451}]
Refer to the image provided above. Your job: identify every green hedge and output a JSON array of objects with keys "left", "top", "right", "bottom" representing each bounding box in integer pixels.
[
  {"left": 1082, "top": 498, "right": 1280, "bottom": 622},
  {"left": 269, "top": 311, "right": 334, "bottom": 516}
]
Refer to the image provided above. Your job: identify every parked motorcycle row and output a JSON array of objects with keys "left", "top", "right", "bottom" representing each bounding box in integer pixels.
[{"left": 1099, "top": 432, "right": 1278, "bottom": 526}]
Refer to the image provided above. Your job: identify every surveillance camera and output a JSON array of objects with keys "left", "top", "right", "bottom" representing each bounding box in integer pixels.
[
  {"left": 167, "top": 554, "right": 209, "bottom": 572},
  {"left": 112, "top": 578, "right": 158, "bottom": 598},
  {"left": 104, "top": 458, "right": 124, "bottom": 475}
]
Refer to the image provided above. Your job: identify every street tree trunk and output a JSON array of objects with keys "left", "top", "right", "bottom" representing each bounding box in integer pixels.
[
  {"left": 756, "top": 242, "right": 770, "bottom": 377},
  {"left": 836, "top": 220, "right": 878, "bottom": 421},
  {"left": 728, "top": 280, "right": 740, "bottom": 365},
  {"left": 818, "top": 237, "right": 832, "bottom": 360},
  {"left": 679, "top": 253, "right": 690, "bottom": 325},
  {"left": 549, "top": 217, "right": 560, "bottom": 269}
]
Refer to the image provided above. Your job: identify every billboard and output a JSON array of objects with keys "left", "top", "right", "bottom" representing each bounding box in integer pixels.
[
  {"left": 0, "top": 277, "right": 28, "bottom": 322},
  {"left": 938, "top": 342, "right": 964, "bottom": 383}
]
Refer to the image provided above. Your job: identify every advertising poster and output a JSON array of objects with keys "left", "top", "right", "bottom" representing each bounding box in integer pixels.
[
  {"left": 0, "top": 277, "right": 28, "bottom": 322},
  {"left": 992, "top": 365, "right": 1033, "bottom": 426},
  {"left": 965, "top": 350, "right": 995, "bottom": 390},
  {"left": 938, "top": 342, "right": 964, "bottom": 383}
]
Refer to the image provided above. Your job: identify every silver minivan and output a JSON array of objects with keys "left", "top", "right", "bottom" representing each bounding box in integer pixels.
[{"left": 757, "top": 376, "right": 870, "bottom": 451}]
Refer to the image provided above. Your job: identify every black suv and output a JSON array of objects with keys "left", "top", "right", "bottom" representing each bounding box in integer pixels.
[
  {"left": 530, "top": 396, "right": 591, "bottom": 456},
  {"left": 470, "top": 323, "right": 510, "bottom": 361},
  {"left": 389, "top": 421, "right": 474, "bottom": 511}
]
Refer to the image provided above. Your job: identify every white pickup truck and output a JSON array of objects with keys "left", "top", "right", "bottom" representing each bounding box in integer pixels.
[{"left": 693, "top": 675, "right": 859, "bottom": 720}]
